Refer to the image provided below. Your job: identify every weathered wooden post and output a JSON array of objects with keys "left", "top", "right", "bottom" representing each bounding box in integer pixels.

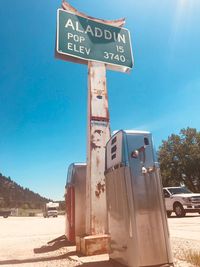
[
  {"left": 81, "top": 61, "right": 111, "bottom": 255},
  {"left": 56, "top": 0, "right": 133, "bottom": 255},
  {"left": 86, "top": 61, "right": 110, "bottom": 236}
]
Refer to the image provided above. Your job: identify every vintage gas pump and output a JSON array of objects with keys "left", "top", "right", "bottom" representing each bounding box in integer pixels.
[
  {"left": 65, "top": 163, "right": 86, "bottom": 243},
  {"left": 105, "top": 130, "right": 173, "bottom": 267}
]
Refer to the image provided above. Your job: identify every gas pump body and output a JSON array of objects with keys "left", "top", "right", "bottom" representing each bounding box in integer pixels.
[
  {"left": 65, "top": 163, "right": 86, "bottom": 243},
  {"left": 105, "top": 130, "right": 173, "bottom": 267}
]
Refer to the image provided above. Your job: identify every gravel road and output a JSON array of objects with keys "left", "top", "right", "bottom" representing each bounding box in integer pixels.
[{"left": 0, "top": 214, "right": 199, "bottom": 267}]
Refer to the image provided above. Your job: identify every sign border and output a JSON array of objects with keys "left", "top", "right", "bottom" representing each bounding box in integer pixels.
[{"left": 56, "top": 8, "right": 134, "bottom": 73}]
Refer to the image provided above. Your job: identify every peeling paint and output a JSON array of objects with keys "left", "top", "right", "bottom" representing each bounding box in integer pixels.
[
  {"left": 95, "top": 182, "right": 106, "bottom": 198},
  {"left": 94, "top": 129, "right": 103, "bottom": 135},
  {"left": 62, "top": 1, "right": 125, "bottom": 28},
  {"left": 91, "top": 116, "right": 109, "bottom": 122},
  {"left": 96, "top": 157, "right": 100, "bottom": 167},
  {"left": 91, "top": 141, "right": 101, "bottom": 150}
]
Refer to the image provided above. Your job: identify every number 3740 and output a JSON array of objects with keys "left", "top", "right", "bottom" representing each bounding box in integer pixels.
[{"left": 103, "top": 52, "right": 126, "bottom": 62}]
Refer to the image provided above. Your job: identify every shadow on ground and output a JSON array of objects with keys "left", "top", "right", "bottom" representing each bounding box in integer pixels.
[
  {"left": 168, "top": 214, "right": 200, "bottom": 219},
  {"left": 0, "top": 252, "right": 72, "bottom": 265},
  {"left": 0, "top": 237, "right": 125, "bottom": 267},
  {"left": 80, "top": 260, "right": 126, "bottom": 267},
  {"left": 0, "top": 237, "right": 75, "bottom": 265},
  {"left": 34, "top": 239, "right": 74, "bottom": 253}
]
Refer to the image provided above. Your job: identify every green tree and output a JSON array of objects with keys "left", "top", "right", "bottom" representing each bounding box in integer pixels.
[{"left": 158, "top": 127, "right": 200, "bottom": 192}]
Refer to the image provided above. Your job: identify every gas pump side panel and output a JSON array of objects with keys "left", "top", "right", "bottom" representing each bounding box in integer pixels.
[
  {"left": 65, "top": 186, "right": 75, "bottom": 242},
  {"left": 133, "top": 172, "right": 170, "bottom": 265},
  {"left": 155, "top": 168, "right": 173, "bottom": 263},
  {"left": 106, "top": 166, "right": 138, "bottom": 266},
  {"left": 126, "top": 133, "right": 173, "bottom": 266},
  {"left": 74, "top": 165, "right": 87, "bottom": 237}
]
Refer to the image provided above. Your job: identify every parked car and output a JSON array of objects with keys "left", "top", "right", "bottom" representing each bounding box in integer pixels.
[
  {"left": 163, "top": 186, "right": 200, "bottom": 217},
  {"left": 0, "top": 210, "right": 11, "bottom": 218}
]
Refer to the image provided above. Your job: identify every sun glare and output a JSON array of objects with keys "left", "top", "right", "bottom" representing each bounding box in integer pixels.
[
  {"left": 169, "top": 0, "right": 197, "bottom": 54},
  {"left": 180, "top": 0, "right": 188, "bottom": 7},
  {"left": 174, "top": 0, "right": 195, "bottom": 28},
  {"left": 176, "top": 0, "right": 195, "bottom": 15}
]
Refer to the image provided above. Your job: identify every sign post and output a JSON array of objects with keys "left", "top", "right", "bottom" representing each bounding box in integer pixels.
[
  {"left": 82, "top": 61, "right": 111, "bottom": 255},
  {"left": 56, "top": 0, "right": 133, "bottom": 255},
  {"left": 86, "top": 61, "right": 110, "bottom": 235}
]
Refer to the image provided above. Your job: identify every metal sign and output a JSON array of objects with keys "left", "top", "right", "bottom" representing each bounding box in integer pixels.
[{"left": 56, "top": 9, "right": 133, "bottom": 72}]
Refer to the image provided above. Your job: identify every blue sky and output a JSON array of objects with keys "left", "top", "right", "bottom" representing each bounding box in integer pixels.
[{"left": 0, "top": 0, "right": 200, "bottom": 200}]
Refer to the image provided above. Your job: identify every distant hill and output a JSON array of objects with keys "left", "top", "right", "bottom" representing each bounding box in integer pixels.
[{"left": 0, "top": 173, "right": 51, "bottom": 209}]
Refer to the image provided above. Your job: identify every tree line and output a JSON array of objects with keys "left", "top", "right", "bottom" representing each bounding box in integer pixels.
[
  {"left": 158, "top": 127, "right": 200, "bottom": 192},
  {"left": 0, "top": 174, "right": 51, "bottom": 209}
]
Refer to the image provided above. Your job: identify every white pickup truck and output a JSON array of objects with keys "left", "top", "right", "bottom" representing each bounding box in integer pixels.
[{"left": 163, "top": 186, "right": 200, "bottom": 217}]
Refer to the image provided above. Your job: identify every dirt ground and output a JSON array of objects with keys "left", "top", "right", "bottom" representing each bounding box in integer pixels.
[
  {"left": 0, "top": 214, "right": 200, "bottom": 267},
  {"left": 168, "top": 214, "right": 200, "bottom": 267}
]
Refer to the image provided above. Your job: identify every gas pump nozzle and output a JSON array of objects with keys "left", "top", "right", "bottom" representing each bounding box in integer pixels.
[
  {"left": 131, "top": 145, "right": 146, "bottom": 163},
  {"left": 131, "top": 146, "right": 156, "bottom": 174}
]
